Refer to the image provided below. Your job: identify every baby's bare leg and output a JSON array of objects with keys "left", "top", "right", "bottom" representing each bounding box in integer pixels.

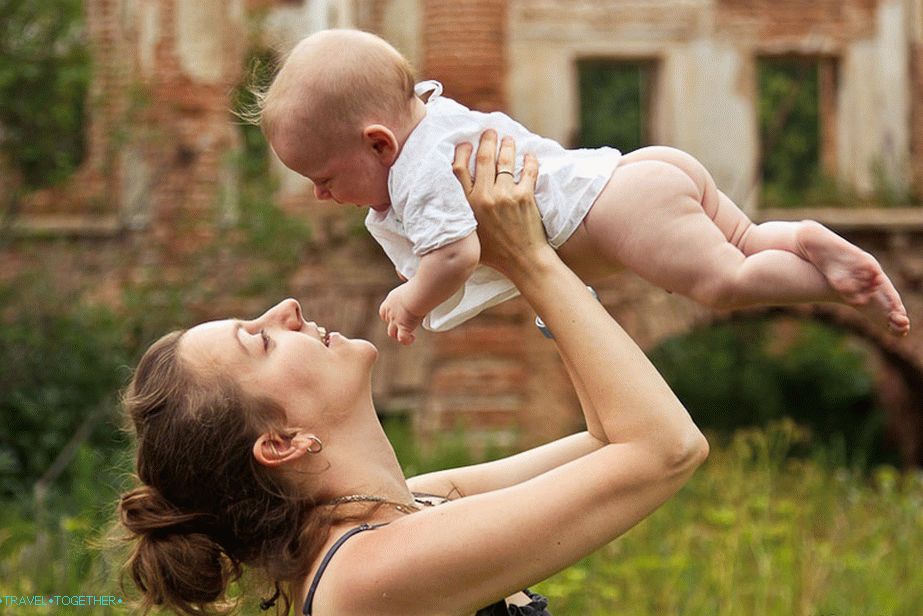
[{"left": 577, "top": 146, "right": 909, "bottom": 334}]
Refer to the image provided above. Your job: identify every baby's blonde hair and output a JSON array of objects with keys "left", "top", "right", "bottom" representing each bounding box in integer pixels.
[{"left": 254, "top": 29, "right": 416, "bottom": 148}]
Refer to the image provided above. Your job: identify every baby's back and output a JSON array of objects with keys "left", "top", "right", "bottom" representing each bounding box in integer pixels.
[{"left": 390, "top": 81, "right": 622, "bottom": 249}]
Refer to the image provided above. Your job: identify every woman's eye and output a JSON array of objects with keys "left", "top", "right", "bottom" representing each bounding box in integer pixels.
[{"left": 260, "top": 329, "right": 270, "bottom": 351}]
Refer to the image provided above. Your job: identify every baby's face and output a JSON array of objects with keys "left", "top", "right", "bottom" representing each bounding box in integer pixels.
[{"left": 273, "top": 134, "right": 391, "bottom": 212}]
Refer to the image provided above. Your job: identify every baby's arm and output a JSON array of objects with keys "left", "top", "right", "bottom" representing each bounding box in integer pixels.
[{"left": 379, "top": 231, "right": 480, "bottom": 344}]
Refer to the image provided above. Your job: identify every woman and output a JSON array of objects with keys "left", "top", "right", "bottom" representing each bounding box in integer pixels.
[{"left": 118, "top": 131, "right": 709, "bottom": 616}]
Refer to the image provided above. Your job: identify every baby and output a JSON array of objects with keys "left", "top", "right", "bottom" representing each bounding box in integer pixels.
[{"left": 258, "top": 29, "right": 910, "bottom": 344}]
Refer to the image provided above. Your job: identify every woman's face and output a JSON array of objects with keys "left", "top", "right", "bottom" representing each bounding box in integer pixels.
[{"left": 178, "top": 298, "right": 378, "bottom": 425}]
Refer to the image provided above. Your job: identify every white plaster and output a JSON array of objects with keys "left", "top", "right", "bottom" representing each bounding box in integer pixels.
[
  {"left": 665, "top": 40, "right": 759, "bottom": 209},
  {"left": 508, "top": 43, "right": 576, "bottom": 145},
  {"left": 309, "top": 0, "right": 332, "bottom": 30},
  {"left": 506, "top": 1, "right": 757, "bottom": 208},
  {"left": 219, "top": 154, "right": 240, "bottom": 227},
  {"left": 175, "top": 0, "right": 243, "bottom": 83},
  {"left": 510, "top": 0, "right": 710, "bottom": 44},
  {"left": 838, "top": 41, "right": 879, "bottom": 193},
  {"left": 875, "top": 0, "right": 911, "bottom": 193},
  {"left": 380, "top": 0, "right": 422, "bottom": 71},
  {"left": 119, "top": 0, "right": 135, "bottom": 30},
  {"left": 261, "top": 5, "right": 313, "bottom": 51},
  {"left": 838, "top": 0, "right": 911, "bottom": 196},
  {"left": 121, "top": 143, "right": 151, "bottom": 230},
  {"left": 909, "top": 0, "right": 923, "bottom": 44},
  {"left": 138, "top": 0, "right": 159, "bottom": 78},
  {"left": 331, "top": 0, "right": 355, "bottom": 28},
  {"left": 260, "top": 1, "right": 358, "bottom": 197},
  {"left": 262, "top": 0, "right": 359, "bottom": 52}
]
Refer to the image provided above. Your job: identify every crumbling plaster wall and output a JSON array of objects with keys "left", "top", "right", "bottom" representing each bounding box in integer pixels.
[
  {"left": 508, "top": 0, "right": 918, "bottom": 211},
  {"left": 101, "top": 0, "right": 247, "bottom": 257}
]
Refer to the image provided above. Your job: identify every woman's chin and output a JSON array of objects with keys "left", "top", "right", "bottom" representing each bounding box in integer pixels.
[
  {"left": 354, "top": 338, "right": 379, "bottom": 362},
  {"left": 330, "top": 332, "right": 377, "bottom": 355}
]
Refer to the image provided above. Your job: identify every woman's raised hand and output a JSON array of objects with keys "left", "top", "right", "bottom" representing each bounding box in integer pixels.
[{"left": 452, "top": 130, "right": 552, "bottom": 281}]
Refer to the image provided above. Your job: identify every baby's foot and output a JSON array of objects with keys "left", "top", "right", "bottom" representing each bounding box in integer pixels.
[
  {"left": 868, "top": 283, "right": 912, "bottom": 336},
  {"left": 797, "top": 221, "right": 910, "bottom": 336}
]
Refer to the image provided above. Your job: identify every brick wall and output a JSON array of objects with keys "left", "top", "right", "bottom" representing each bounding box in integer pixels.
[
  {"left": 913, "top": 43, "right": 923, "bottom": 196},
  {"left": 715, "top": 0, "right": 878, "bottom": 43},
  {"left": 422, "top": 0, "right": 507, "bottom": 110},
  {"left": 5, "top": 0, "right": 922, "bottom": 458},
  {"left": 128, "top": 1, "right": 245, "bottom": 265}
]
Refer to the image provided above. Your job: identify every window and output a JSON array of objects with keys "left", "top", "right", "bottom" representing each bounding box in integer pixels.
[
  {"left": 757, "top": 56, "right": 837, "bottom": 207},
  {"left": 576, "top": 60, "right": 656, "bottom": 152}
]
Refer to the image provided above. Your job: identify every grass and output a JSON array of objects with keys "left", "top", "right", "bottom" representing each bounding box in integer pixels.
[
  {"left": 533, "top": 421, "right": 923, "bottom": 616},
  {"left": 0, "top": 421, "right": 920, "bottom": 615}
]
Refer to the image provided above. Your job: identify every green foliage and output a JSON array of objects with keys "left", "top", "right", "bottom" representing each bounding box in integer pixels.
[
  {"left": 535, "top": 421, "right": 923, "bottom": 615},
  {"left": 231, "top": 186, "right": 312, "bottom": 283},
  {"left": 577, "top": 61, "right": 650, "bottom": 151},
  {"left": 758, "top": 58, "right": 821, "bottom": 207},
  {"left": 231, "top": 49, "right": 277, "bottom": 183},
  {"left": 2, "top": 424, "right": 921, "bottom": 614},
  {"left": 224, "top": 48, "right": 314, "bottom": 297},
  {"left": 0, "top": 274, "right": 130, "bottom": 499},
  {"left": 649, "top": 318, "right": 897, "bottom": 469},
  {"left": 383, "top": 415, "right": 506, "bottom": 478},
  {"left": 0, "top": 0, "right": 91, "bottom": 189}
]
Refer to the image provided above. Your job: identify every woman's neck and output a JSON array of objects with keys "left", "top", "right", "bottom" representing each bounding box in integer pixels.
[{"left": 297, "top": 404, "right": 412, "bottom": 510}]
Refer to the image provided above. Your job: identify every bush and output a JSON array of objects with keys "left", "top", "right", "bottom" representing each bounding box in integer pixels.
[
  {"left": 0, "top": 275, "right": 129, "bottom": 500},
  {"left": 0, "top": 0, "right": 91, "bottom": 189},
  {"left": 649, "top": 317, "right": 897, "bottom": 468}
]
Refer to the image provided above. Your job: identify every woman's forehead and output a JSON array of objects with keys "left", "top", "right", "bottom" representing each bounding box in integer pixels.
[
  {"left": 191, "top": 319, "right": 234, "bottom": 334},
  {"left": 180, "top": 320, "right": 240, "bottom": 367}
]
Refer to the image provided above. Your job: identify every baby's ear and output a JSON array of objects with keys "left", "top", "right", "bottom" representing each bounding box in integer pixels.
[{"left": 363, "top": 124, "right": 399, "bottom": 164}]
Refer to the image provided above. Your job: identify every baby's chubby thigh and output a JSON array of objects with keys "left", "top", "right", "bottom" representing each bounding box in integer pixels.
[
  {"left": 555, "top": 215, "right": 621, "bottom": 283},
  {"left": 555, "top": 168, "right": 633, "bottom": 283},
  {"left": 559, "top": 158, "right": 714, "bottom": 289}
]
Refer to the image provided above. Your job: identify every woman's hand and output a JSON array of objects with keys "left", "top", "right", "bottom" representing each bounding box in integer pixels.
[{"left": 452, "top": 130, "right": 553, "bottom": 282}]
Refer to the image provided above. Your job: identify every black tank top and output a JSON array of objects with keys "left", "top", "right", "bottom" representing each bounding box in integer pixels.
[{"left": 302, "top": 523, "right": 551, "bottom": 615}]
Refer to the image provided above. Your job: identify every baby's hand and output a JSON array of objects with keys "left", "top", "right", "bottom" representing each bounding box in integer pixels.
[{"left": 379, "top": 285, "right": 424, "bottom": 345}]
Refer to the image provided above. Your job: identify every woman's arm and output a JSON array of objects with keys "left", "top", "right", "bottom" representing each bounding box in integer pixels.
[
  {"left": 406, "top": 431, "right": 604, "bottom": 498},
  {"left": 404, "top": 137, "right": 617, "bottom": 498},
  {"left": 333, "top": 132, "right": 708, "bottom": 616},
  {"left": 454, "top": 132, "right": 698, "bottom": 449}
]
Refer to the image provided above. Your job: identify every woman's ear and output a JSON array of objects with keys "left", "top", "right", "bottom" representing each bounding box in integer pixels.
[
  {"left": 362, "top": 124, "right": 399, "bottom": 165},
  {"left": 253, "top": 432, "right": 308, "bottom": 467}
]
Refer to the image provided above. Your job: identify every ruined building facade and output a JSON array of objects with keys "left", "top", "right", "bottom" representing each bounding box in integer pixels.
[{"left": 7, "top": 0, "right": 923, "bottom": 460}]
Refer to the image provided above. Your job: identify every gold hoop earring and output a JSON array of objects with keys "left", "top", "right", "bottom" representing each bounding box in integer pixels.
[{"left": 305, "top": 435, "right": 323, "bottom": 454}]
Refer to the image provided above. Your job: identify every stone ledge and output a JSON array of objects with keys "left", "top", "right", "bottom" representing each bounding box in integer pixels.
[
  {"left": 756, "top": 207, "right": 923, "bottom": 231},
  {"left": 4, "top": 215, "right": 125, "bottom": 239}
]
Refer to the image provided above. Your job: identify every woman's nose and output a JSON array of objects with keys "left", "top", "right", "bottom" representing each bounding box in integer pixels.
[{"left": 257, "top": 298, "right": 304, "bottom": 330}]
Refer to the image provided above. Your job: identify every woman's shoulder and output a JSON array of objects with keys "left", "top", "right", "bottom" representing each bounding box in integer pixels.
[{"left": 298, "top": 521, "right": 388, "bottom": 616}]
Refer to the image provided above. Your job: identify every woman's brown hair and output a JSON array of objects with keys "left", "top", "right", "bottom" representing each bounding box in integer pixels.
[{"left": 117, "top": 330, "right": 330, "bottom": 615}]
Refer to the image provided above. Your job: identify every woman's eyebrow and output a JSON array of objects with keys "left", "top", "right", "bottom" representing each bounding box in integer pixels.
[{"left": 233, "top": 321, "right": 251, "bottom": 355}]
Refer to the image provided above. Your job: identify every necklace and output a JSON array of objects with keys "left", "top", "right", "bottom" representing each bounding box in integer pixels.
[{"left": 326, "top": 494, "right": 422, "bottom": 515}]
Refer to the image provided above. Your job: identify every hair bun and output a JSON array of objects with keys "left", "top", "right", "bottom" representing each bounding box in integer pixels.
[
  {"left": 133, "top": 530, "right": 232, "bottom": 604},
  {"left": 119, "top": 484, "right": 216, "bottom": 537},
  {"left": 120, "top": 485, "right": 239, "bottom": 608}
]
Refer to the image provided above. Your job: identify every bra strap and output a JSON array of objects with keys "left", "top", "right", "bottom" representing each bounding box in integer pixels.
[{"left": 303, "top": 523, "right": 386, "bottom": 615}]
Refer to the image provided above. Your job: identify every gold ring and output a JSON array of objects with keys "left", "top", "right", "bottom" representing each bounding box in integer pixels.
[{"left": 496, "top": 170, "right": 515, "bottom": 177}]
